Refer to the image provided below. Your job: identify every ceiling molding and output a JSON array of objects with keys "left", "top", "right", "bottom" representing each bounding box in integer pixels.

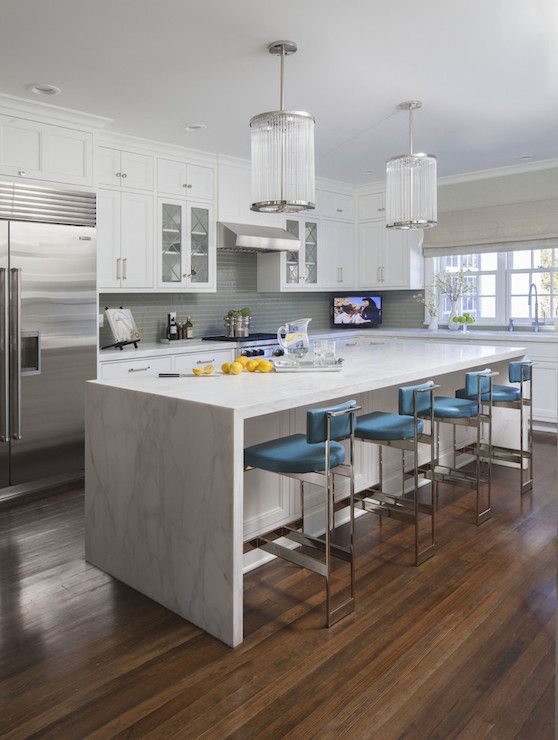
[
  {"left": 101, "top": 129, "right": 218, "bottom": 165},
  {"left": 437, "top": 158, "right": 558, "bottom": 185},
  {"left": 0, "top": 93, "right": 113, "bottom": 130}
]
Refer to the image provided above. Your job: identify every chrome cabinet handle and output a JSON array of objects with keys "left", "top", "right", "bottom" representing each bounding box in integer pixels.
[
  {"left": 122, "top": 257, "right": 127, "bottom": 280},
  {"left": 116, "top": 257, "right": 122, "bottom": 280},
  {"left": 380, "top": 266, "right": 385, "bottom": 282},
  {"left": 337, "top": 266, "right": 343, "bottom": 283},
  {"left": 183, "top": 268, "right": 197, "bottom": 278},
  {"left": 336, "top": 208, "right": 343, "bottom": 213},
  {"left": 378, "top": 207, "right": 385, "bottom": 212},
  {"left": 116, "top": 172, "right": 122, "bottom": 178},
  {"left": 128, "top": 366, "right": 150, "bottom": 372},
  {"left": 376, "top": 266, "right": 381, "bottom": 283},
  {"left": 9, "top": 268, "right": 21, "bottom": 440},
  {"left": 0, "top": 269, "right": 8, "bottom": 442},
  {"left": 196, "top": 358, "right": 215, "bottom": 364},
  {"left": 186, "top": 184, "right": 192, "bottom": 189}
]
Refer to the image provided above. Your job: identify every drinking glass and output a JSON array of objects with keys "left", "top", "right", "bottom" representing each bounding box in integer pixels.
[{"left": 323, "top": 340, "right": 336, "bottom": 366}]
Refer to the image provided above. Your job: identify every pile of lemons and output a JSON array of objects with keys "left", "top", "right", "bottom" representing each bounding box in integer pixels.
[{"left": 221, "top": 355, "right": 273, "bottom": 375}]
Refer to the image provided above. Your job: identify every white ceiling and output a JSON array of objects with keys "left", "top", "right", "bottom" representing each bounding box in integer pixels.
[{"left": 1, "top": 0, "right": 557, "bottom": 183}]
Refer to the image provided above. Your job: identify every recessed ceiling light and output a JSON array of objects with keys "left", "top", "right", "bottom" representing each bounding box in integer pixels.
[
  {"left": 362, "top": 169, "right": 375, "bottom": 175},
  {"left": 519, "top": 154, "right": 533, "bottom": 161},
  {"left": 27, "top": 83, "right": 61, "bottom": 96},
  {"left": 184, "top": 123, "right": 207, "bottom": 132}
]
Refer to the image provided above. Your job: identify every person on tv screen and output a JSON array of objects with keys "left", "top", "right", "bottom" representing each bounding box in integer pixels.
[{"left": 360, "top": 297, "right": 380, "bottom": 325}]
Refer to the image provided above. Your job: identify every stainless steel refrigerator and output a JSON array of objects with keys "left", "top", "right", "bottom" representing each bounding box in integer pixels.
[{"left": 0, "top": 181, "right": 96, "bottom": 500}]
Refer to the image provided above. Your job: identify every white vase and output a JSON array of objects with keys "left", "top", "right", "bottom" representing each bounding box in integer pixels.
[
  {"left": 428, "top": 315, "right": 439, "bottom": 331},
  {"left": 448, "top": 301, "right": 459, "bottom": 331}
]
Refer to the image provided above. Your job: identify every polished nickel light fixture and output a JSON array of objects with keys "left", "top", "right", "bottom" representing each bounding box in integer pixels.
[
  {"left": 385, "top": 101, "right": 437, "bottom": 229},
  {"left": 250, "top": 41, "right": 315, "bottom": 213}
]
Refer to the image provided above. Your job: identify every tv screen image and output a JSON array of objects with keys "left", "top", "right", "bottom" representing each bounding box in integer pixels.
[{"left": 332, "top": 295, "right": 382, "bottom": 328}]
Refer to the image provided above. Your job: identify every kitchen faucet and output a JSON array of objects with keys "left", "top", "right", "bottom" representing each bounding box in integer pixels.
[{"left": 528, "top": 282, "right": 541, "bottom": 332}]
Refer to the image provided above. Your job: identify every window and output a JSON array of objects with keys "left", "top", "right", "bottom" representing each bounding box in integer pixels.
[{"left": 431, "top": 247, "right": 558, "bottom": 326}]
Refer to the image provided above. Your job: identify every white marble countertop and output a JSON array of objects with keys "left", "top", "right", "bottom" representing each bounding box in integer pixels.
[
  {"left": 98, "top": 339, "right": 233, "bottom": 362},
  {"left": 365, "top": 327, "right": 558, "bottom": 343},
  {"left": 91, "top": 341, "right": 526, "bottom": 419}
]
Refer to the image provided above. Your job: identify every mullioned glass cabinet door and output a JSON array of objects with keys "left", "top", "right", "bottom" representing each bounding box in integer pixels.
[
  {"left": 189, "top": 205, "right": 210, "bottom": 285},
  {"left": 161, "top": 201, "right": 183, "bottom": 285}
]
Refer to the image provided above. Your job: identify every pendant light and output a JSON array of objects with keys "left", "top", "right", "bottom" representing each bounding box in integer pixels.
[
  {"left": 385, "top": 100, "right": 437, "bottom": 229},
  {"left": 250, "top": 41, "right": 315, "bottom": 213}
]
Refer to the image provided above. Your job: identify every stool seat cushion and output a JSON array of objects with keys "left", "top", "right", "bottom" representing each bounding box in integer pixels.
[
  {"left": 456, "top": 385, "right": 520, "bottom": 403},
  {"left": 355, "top": 411, "right": 423, "bottom": 441},
  {"left": 245, "top": 434, "right": 345, "bottom": 474},
  {"left": 431, "top": 396, "right": 478, "bottom": 418}
]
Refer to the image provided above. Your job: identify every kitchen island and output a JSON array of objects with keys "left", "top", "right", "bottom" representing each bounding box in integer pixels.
[{"left": 85, "top": 340, "right": 526, "bottom": 647}]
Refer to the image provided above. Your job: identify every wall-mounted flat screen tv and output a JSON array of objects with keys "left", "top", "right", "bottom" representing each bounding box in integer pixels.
[{"left": 331, "top": 295, "right": 382, "bottom": 328}]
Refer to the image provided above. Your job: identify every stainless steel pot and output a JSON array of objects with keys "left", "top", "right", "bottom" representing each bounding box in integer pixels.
[{"left": 224, "top": 316, "right": 250, "bottom": 337}]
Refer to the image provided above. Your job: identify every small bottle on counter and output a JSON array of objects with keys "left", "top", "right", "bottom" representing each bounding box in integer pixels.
[{"left": 185, "top": 316, "right": 193, "bottom": 339}]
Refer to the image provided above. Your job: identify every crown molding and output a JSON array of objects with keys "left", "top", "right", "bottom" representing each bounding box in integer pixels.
[
  {"left": 0, "top": 93, "right": 113, "bottom": 130},
  {"left": 101, "top": 129, "right": 218, "bottom": 165},
  {"left": 437, "top": 158, "right": 558, "bottom": 185}
]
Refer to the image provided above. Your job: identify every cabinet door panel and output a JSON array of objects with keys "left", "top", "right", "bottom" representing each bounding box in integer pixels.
[
  {"left": 120, "top": 192, "right": 153, "bottom": 288},
  {"left": 187, "top": 163, "right": 214, "bottom": 200},
  {"left": 358, "top": 192, "right": 385, "bottom": 220},
  {"left": 97, "top": 146, "right": 121, "bottom": 187},
  {"left": 158, "top": 198, "right": 186, "bottom": 288},
  {"left": 45, "top": 127, "right": 92, "bottom": 185},
  {"left": 121, "top": 151, "right": 154, "bottom": 190},
  {"left": 188, "top": 202, "right": 214, "bottom": 289},
  {"left": 0, "top": 115, "right": 43, "bottom": 177},
  {"left": 96, "top": 189, "right": 121, "bottom": 289},
  {"left": 532, "top": 362, "right": 558, "bottom": 423},
  {"left": 100, "top": 356, "right": 172, "bottom": 380},
  {"left": 358, "top": 221, "right": 383, "bottom": 289},
  {"left": 157, "top": 157, "right": 188, "bottom": 196},
  {"left": 173, "top": 349, "right": 234, "bottom": 372},
  {"left": 382, "top": 229, "right": 408, "bottom": 288},
  {"left": 319, "top": 190, "right": 355, "bottom": 220}
]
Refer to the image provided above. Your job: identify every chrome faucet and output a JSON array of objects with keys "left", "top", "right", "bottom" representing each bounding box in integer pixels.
[{"left": 528, "top": 282, "right": 540, "bottom": 332}]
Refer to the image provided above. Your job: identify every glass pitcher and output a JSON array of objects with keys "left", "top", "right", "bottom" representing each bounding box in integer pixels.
[{"left": 277, "top": 318, "right": 312, "bottom": 359}]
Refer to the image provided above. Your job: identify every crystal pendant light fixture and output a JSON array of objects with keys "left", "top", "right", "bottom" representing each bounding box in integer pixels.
[
  {"left": 385, "top": 101, "right": 437, "bottom": 229},
  {"left": 250, "top": 41, "right": 315, "bottom": 213}
]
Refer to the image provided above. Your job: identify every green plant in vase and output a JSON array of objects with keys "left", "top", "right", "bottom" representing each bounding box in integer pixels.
[{"left": 451, "top": 312, "right": 475, "bottom": 332}]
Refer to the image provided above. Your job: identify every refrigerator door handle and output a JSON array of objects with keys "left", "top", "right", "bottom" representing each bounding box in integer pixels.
[
  {"left": 9, "top": 268, "right": 21, "bottom": 440},
  {"left": 0, "top": 268, "right": 8, "bottom": 442}
]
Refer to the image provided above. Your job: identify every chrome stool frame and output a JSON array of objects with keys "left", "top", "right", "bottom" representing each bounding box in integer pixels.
[
  {"left": 244, "top": 403, "right": 360, "bottom": 627},
  {"left": 355, "top": 384, "right": 439, "bottom": 566},
  {"left": 478, "top": 361, "right": 535, "bottom": 495},
  {"left": 422, "top": 371, "right": 498, "bottom": 526}
]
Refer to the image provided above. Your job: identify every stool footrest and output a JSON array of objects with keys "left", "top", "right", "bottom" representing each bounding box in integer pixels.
[
  {"left": 416, "top": 543, "right": 438, "bottom": 565},
  {"left": 328, "top": 597, "right": 355, "bottom": 626},
  {"left": 476, "top": 507, "right": 492, "bottom": 525},
  {"left": 357, "top": 497, "right": 415, "bottom": 524},
  {"left": 283, "top": 527, "right": 352, "bottom": 564},
  {"left": 254, "top": 537, "right": 328, "bottom": 577}
]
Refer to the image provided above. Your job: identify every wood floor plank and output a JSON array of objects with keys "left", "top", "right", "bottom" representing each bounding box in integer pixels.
[{"left": 0, "top": 432, "right": 555, "bottom": 738}]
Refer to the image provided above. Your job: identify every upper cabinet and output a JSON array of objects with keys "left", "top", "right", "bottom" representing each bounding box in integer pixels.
[
  {"left": 358, "top": 219, "right": 423, "bottom": 290},
  {"left": 97, "top": 146, "right": 154, "bottom": 190},
  {"left": 157, "top": 157, "right": 214, "bottom": 200},
  {"left": 0, "top": 115, "right": 93, "bottom": 186},
  {"left": 316, "top": 189, "right": 356, "bottom": 222},
  {"left": 257, "top": 215, "right": 321, "bottom": 292},
  {"left": 217, "top": 159, "right": 284, "bottom": 228},
  {"left": 320, "top": 220, "right": 356, "bottom": 288},
  {"left": 357, "top": 191, "right": 385, "bottom": 221}
]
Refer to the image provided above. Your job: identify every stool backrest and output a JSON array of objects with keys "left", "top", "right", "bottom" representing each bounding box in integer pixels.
[
  {"left": 464, "top": 368, "right": 493, "bottom": 397},
  {"left": 399, "top": 381, "right": 434, "bottom": 416},
  {"left": 509, "top": 360, "right": 532, "bottom": 383},
  {"left": 307, "top": 400, "right": 357, "bottom": 444}
]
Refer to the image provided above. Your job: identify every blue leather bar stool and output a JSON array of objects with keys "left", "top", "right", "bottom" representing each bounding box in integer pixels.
[
  {"left": 353, "top": 381, "right": 439, "bottom": 566},
  {"left": 425, "top": 369, "right": 498, "bottom": 525},
  {"left": 456, "top": 360, "right": 534, "bottom": 494},
  {"left": 244, "top": 400, "right": 359, "bottom": 627}
]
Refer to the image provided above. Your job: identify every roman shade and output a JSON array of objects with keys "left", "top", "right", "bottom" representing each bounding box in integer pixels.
[{"left": 422, "top": 198, "right": 558, "bottom": 257}]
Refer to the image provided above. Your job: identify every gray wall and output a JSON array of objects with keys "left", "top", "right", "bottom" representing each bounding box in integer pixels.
[{"left": 100, "top": 251, "right": 424, "bottom": 344}]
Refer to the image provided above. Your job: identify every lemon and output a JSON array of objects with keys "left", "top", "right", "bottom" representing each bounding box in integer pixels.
[
  {"left": 229, "top": 361, "right": 243, "bottom": 375},
  {"left": 247, "top": 359, "right": 259, "bottom": 373},
  {"left": 236, "top": 355, "right": 249, "bottom": 367},
  {"left": 258, "top": 361, "right": 273, "bottom": 373},
  {"left": 204, "top": 364, "right": 215, "bottom": 375},
  {"left": 192, "top": 367, "right": 204, "bottom": 376},
  {"left": 221, "top": 362, "right": 231, "bottom": 375}
]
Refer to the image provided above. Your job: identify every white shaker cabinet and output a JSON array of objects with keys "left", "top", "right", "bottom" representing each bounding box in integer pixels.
[
  {"left": 317, "top": 189, "right": 356, "bottom": 221},
  {"left": 0, "top": 115, "right": 93, "bottom": 186},
  {"left": 97, "top": 146, "right": 154, "bottom": 190},
  {"left": 157, "top": 157, "right": 214, "bottom": 200},
  {"left": 358, "top": 218, "right": 423, "bottom": 290},
  {"left": 320, "top": 220, "right": 356, "bottom": 288},
  {"left": 257, "top": 216, "right": 321, "bottom": 292},
  {"left": 97, "top": 188, "right": 154, "bottom": 290}
]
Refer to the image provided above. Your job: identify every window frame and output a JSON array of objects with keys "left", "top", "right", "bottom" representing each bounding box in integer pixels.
[{"left": 427, "top": 247, "right": 558, "bottom": 327}]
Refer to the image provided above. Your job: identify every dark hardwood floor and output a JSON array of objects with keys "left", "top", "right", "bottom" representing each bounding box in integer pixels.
[{"left": 1, "top": 433, "right": 555, "bottom": 738}]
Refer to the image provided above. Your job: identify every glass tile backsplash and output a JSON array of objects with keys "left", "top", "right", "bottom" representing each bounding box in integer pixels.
[{"left": 100, "top": 250, "right": 424, "bottom": 344}]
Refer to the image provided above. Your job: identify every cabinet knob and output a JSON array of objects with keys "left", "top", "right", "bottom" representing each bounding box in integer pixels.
[
  {"left": 186, "top": 184, "right": 192, "bottom": 189},
  {"left": 115, "top": 172, "right": 122, "bottom": 177},
  {"left": 18, "top": 170, "right": 26, "bottom": 177},
  {"left": 336, "top": 208, "right": 343, "bottom": 213},
  {"left": 121, "top": 173, "right": 127, "bottom": 179},
  {"left": 378, "top": 207, "right": 385, "bottom": 212}
]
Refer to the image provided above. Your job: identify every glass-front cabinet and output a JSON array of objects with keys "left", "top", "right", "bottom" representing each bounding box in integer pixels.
[
  {"left": 284, "top": 217, "right": 319, "bottom": 288},
  {"left": 157, "top": 198, "right": 214, "bottom": 290}
]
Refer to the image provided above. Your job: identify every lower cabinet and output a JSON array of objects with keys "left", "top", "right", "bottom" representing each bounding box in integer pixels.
[{"left": 99, "top": 348, "right": 235, "bottom": 380}]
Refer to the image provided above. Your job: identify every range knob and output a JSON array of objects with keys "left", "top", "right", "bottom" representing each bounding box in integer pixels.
[
  {"left": 273, "top": 348, "right": 284, "bottom": 357},
  {"left": 255, "top": 349, "right": 265, "bottom": 356},
  {"left": 244, "top": 349, "right": 254, "bottom": 357}
]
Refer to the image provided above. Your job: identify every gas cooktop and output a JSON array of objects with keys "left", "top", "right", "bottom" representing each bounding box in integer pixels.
[{"left": 202, "top": 333, "right": 277, "bottom": 343}]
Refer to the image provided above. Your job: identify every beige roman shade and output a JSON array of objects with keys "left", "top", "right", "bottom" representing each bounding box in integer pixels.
[{"left": 422, "top": 198, "right": 558, "bottom": 257}]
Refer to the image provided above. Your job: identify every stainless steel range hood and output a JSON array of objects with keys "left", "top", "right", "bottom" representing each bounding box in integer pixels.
[{"left": 217, "top": 222, "right": 300, "bottom": 252}]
